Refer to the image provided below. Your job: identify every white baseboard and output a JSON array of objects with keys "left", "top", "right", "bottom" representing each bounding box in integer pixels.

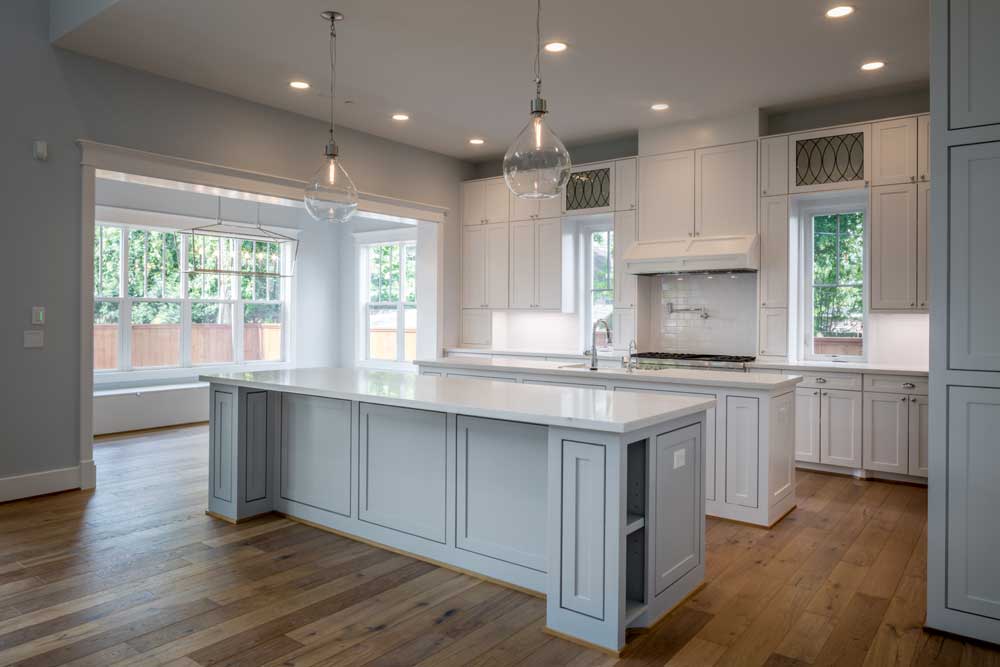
[
  {"left": 796, "top": 461, "right": 927, "bottom": 485},
  {"left": 0, "top": 465, "right": 90, "bottom": 503},
  {"left": 93, "top": 384, "right": 208, "bottom": 435}
]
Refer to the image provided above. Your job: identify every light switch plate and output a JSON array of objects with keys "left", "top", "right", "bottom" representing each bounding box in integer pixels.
[
  {"left": 31, "top": 306, "right": 45, "bottom": 325},
  {"left": 24, "top": 330, "right": 44, "bottom": 348},
  {"left": 673, "top": 448, "right": 686, "bottom": 469}
]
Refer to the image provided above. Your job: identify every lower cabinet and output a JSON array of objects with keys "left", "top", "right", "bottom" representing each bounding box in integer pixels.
[
  {"left": 820, "top": 389, "right": 863, "bottom": 468},
  {"left": 560, "top": 440, "right": 607, "bottom": 620},
  {"left": 456, "top": 416, "right": 547, "bottom": 572},
  {"left": 863, "top": 392, "right": 910, "bottom": 474},
  {"left": 794, "top": 388, "right": 821, "bottom": 463},
  {"left": 280, "top": 394, "right": 352, "bottom": 517},
  {"left": 358, "top": 403, "right": 448, "bottom": 543},
  {"left": 654, "top": 424, "right": 701, "bottom": 595},
  {"left": 908, "top": 394, "right": 929, "bottom": 477},
  {"left": 725, "top": 396, "right": 759, "bottom": 508}
]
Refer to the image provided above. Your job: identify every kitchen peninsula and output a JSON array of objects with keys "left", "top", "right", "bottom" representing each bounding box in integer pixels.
[
  {"left": 417, "top": 356, "right": 802, "bottom": 527},
  {"left": 200, "top": 367, "right": 715, "bottom": 653}
]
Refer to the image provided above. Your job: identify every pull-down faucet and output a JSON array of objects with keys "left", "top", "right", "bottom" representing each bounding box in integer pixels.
[{"left": 590, "top": 319, "right": 612, "bottom": 371}]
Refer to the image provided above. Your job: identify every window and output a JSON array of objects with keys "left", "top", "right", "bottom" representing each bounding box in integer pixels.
[
  {"left": 586, "top": 227, "right": 614, "bottom": 348},
  {"left": 93, "top": 222, "right": 289, "bottom": 373},
  {"left": 362, "top": 240, "right": 417, "bottom": 363},
  {"left": 804, "top": 211, "right": 865, "bottom": 359}
]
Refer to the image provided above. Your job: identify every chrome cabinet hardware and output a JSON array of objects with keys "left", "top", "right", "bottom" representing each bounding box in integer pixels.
[
  {"left": 815, "top": 377, "right": 827, "bottom": 384},
  {"left": 903, "top": 382, "right": 916, "bottom": 389}
]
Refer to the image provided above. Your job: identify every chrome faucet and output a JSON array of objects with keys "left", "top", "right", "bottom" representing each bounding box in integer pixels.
[
  {"left": 590, "top": 319, "right": 612, "bottom": 371},
  {"left": 624, "top": 339, "right": 637, "bottom": 372}
]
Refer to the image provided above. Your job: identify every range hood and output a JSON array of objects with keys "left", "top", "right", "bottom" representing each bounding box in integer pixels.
[{"left": 623, "top": 234, "right": 759, "bottom": 274}]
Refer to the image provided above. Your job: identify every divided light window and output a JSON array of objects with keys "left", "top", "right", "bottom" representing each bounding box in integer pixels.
[
  {"left": 805, "top": 211, "right": 865, "bottom": 359},
  {"left": 93, "top": 222, "right": 288, "bottom": 373},
  {"left": 587, "top": 228, "right": 614, "bottom": 348},
  {"left": 363, "top": 240, "right": 416, "bottom": 363}
]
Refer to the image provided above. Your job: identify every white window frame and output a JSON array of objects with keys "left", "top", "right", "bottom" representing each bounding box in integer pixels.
[
  {"left": 355, "top": 229, "right": 418, "bottom": 370},
  {"left": 799, "top": 200, "right": 869, "bottom": 362},
  {"left": 580, "top": 218, "right": 615, "bottom": 351},
  {"left": 93, "top": 220, "right": 292, "bottom": 383}
]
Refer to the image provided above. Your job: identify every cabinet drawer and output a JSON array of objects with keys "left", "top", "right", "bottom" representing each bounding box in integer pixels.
[
  {"left": 797, "top": 372, "right": 863, "bottom": 391},
  {"left": 863, "top": 374, "right": 928, "bottom": 395}
]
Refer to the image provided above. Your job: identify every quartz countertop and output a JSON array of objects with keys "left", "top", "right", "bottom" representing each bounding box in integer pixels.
[
  {"left": 417, "top": 357, "right": 802, "bottom": 392},
  {"left": 200, "top": 367, "right": 715, "bottom": 434}
]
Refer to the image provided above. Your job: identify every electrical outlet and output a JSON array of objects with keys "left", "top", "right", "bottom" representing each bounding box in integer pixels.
[
  {"left": 673, "top": 448, "right": 686, "bottom": 469},
  {"left": 31, "top": 306, "right": 45, "bottom": 325},
  {"left": 24, "top": 330, "right": 43, "bottom": 348}
]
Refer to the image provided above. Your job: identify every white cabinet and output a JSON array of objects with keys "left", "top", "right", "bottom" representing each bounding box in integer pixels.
[
  {"left": 918, "top": 114, "right": 930, "bottom": 182},
  {"left": 615, "top": 158, "right": 637, "bottom": 211},
  {"left": 759, "top": 308, "right": 788, "bottom": 357},
  {"left": 820, "top": 389, "right": 863, "bottom": 468},
  {"left": 725, "top": 396, "right": 759, "bottom": 508},
  {"left": 612, "top": 308, "right": 636, "bottom": 352},
  {"left": 788, "top": 124, "right": 871, "bottom": 194},
  {"left": 460, "top": 310, "right": 491, "bottom": 346},
  {"left": 949, "top": 141, "right": 1000, "bottom": 371},
  {"left": 917, "top": 181, "right": 931, "bottom": 309},
  {"left": 908, "top": 394, "right": 929, "bottom": 478},
  {"left": 462, "top": 222, "right": 508, "bottom": 309},
  {"left": 462, "top": 178, "right": 509, "bottom": 226},
  {"left": 863, "top": 392, "right": 910, "bottom": 474},
  {"left": 870, "top": 184, "right": 919, "bottom": 310},
  {"left": 638, "top": 151, "right": 695, "bottom": 242},
  {"left": 872, "top": 117, "right": 918, "bottom": 186},
  {"left": 759, "top": 197, "right": 789, "bottom": 308},
  {"left": 564, "top": 161, "right": 615, "bottom": 215},
  {"left": 794, "top": 388, "right": 821, "bottom": 463},
  {"left": 614, "top": 210, "right": 638, "bottom": 308},
  {"left": 695, "top": 141, "right": 757, "bottom": 238},
  {"left": 559, "top": 440, "right": 606, "bottom": 618},
  {"left": 949, "top": 0, "right": 1000, "bottom": 129},
  {"left": 946, "top": 386, "right": 1000, "bottom": 619},
  {"left": 510, "top": 191, "right": 562, "bottom": 222},
  {"left": 760, "top": 135, "right": 789, "bottom": 197},
  {"left": 509, "top": 219, "right": 562, "bottom": 310}
]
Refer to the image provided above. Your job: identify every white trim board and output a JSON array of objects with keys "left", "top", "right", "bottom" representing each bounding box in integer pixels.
[{"left": 0, "top": 466, "right": 90, "bottom": 504}]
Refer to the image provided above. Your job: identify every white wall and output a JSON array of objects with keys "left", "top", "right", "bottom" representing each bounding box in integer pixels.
[
  {"left": 866, "top": 313, "right": 930, "bottom": 367},
  {"left": 0, "top": 0, "right": 471, "bottom": 486},
  {"left": 490, "top": 311, "right": 582, "bottom": 354},
  {"left": 638, "top": 110, "right": 760, "bottom": 156}
]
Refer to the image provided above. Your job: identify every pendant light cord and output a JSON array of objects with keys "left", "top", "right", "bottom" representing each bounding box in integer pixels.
[
  {"left": 534, "top": 0, "right": 542, "bottom": 96},
  {"left": 329, "top": 18, "right": 337, "bottom": 142}
]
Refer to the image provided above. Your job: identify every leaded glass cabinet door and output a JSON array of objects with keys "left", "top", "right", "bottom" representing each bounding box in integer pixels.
[
  {"left": 564, "top": 161, "right": 614, "bottom": 214},
  {"left": 787, "top": 124, "right": 871, "bottom": 194}
]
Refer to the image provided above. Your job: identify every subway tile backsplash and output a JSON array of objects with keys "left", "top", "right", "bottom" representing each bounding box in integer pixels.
[{"left": 651, "top": 273, "right": 757, "bottom": 356}]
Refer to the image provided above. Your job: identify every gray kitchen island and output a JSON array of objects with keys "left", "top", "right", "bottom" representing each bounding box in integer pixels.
[{"left": 200, "top": 367, "right": 715, "bottom": 653}]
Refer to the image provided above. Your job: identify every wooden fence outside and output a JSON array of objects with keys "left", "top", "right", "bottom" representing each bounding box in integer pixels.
[{"left": 94, "top": 323, "right": 281, "bottom": 369}]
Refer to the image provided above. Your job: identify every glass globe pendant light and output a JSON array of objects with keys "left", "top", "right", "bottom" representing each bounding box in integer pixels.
[
  {"left": 304, "top": 10, "right": 359, "bottom": 223},
  {"left": 503, "top": 0, "right": 571, "bottom": 200}
]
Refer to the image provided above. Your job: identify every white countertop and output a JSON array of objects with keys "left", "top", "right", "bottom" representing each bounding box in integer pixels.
[
  {"left": 418, "top": 357, "right": 802, "bottom": 392},
  {"left": 444, "top": 347, "right": 928, "bottom": 376},
  {"left": 200, "top": 368, "right": 715, "bottom": 434}
]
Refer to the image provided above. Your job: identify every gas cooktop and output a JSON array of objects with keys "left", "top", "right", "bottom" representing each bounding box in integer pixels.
[{"left": 633, "top": 352, "right": 756, "bottom": 371}]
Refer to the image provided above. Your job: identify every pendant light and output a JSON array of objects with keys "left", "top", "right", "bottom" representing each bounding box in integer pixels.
[
  {"left": 304, "top": 10, "right": 359, "bottom": 223},
  {"left": 502, "top": 0, "right": 571, "bottom": 200}
]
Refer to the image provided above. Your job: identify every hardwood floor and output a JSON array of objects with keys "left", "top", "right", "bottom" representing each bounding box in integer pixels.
[{"left": 0, "top": 425, "right": 997, "bottom": 666}]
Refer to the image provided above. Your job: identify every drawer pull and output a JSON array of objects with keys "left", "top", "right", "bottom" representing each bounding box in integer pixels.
[
  {"left": 815, "top": 377, "right": 827, "bottom": 384},
  {"left": 901, "top": 396, "right": 908, "bottom": 402},
  {"left": 902, "top": 382, "right": 916, "bottom": 389}
]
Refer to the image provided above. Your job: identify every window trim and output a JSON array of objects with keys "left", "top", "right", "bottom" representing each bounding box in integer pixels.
[
  {"left": 93, "top": 220, "right": 292, "bottom": 383},
  {"left": 356, "top": 233, "right": 418, "bottom": 369},
  {"left": 580, "top": 218, "right": 615, "bottom": 352},
  {"left": 799, "top": 201, "right": 869, "bottom": 362}
]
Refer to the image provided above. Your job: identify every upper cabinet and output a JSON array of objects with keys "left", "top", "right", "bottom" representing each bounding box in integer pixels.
[
  {"left": 759, "top": 197, "right": 789, "bottom": 309},
  {"left": 870, "top": 184, "right": 919, "bottom": 311},
  {"left": 615, "top": 158, "right": 637, "bottom": 211},
  {"left": 614, "top": 210, "right": 638, "bottom": 309},
  {"left": 462, "top": 178, "right": 509, "bottom": 226},
  {"left": 509, "top": 219, "right": 564, "bottom": 310},
  {"left": 564, "top": 162, "right": 614, "bottom": 215},
  {"left": 695, "top": 141, "right": 757, "bottom": 238},
  {"left": 872, "top": 118, "right": 918, "bottom": 186},
  {"left": 509, "top": 190, "right": 562, "bottom": 222},
  {"left": 788, "top": 124, "right": 870, "bottom": 194},
  {"left": 759, "top": 135, "right": 789, "bottom": 197},
  {"left": 949, "top": 0, "right": 1000, "bottom": 129},
  {"left": 462, "top": 222, "right": 509, "bottom": 309},
  {"left": 918, "top": 114, "right": 930, "bottom": 182},
  {"left": 638, "top": 152, "right": 695, "bottom": 242}
]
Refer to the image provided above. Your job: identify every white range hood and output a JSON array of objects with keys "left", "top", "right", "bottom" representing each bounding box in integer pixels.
[{"left": 623, "top": 234, "right": 759, "bottom": 274}]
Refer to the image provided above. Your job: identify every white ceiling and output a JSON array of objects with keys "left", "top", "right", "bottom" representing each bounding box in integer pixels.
[{"left": 54, "top": 0, "right": 929, "bottom": 161}]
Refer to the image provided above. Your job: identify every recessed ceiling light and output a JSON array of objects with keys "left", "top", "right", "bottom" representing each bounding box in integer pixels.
[
  {"left": 391, "top": 113, "right": 410, "bottom": 121},
  {"left": 825, "top": 6, "right": 854, "bottom": 18},
  {"left": 289, "top": 80, "right": 310, "bottom": 90},
  {"left": 469, "top": 138, "right": 485, "bottom": 145},
  {"left": 651, "top": 103, "right": 670, "bottom": 111},
  {"left": 861, "top": 60, "right": 885, "bottom": 71},
  {"left": 544, "top": 41, "right": 568, "bottom": 53}
]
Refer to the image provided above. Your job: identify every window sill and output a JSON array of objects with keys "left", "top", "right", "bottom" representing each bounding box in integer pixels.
[{"left": 94, "top": 361, "right": 290, "bottom": 389}]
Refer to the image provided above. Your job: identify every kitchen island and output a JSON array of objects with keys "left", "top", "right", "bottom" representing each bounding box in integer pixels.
[
  {"left": 416, "top": 356, "right": 802, "bottom": 527},
  {"left": 200, "top": 367, "right": 715, "bottom": 653}
]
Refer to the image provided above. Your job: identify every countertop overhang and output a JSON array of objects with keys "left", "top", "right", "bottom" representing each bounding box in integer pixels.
[
  {"left": 199, "top": 367, "right": 716, "bottom": 434},
  {"left": 416, "top": 357, "right": 803, "bottom": 392}
]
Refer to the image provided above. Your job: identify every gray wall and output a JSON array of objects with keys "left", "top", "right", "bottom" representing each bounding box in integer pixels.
[
  {"left": 0, "top": 0, "right": 472, "bottom": 480},
  {"left": 763, "top": 85, "right": 929, "bottom": 135},
  {"left": 471, "top": 133, "right": 639, "bottom": 179}
]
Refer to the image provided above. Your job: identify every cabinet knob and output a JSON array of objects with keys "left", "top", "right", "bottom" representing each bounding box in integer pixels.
[
  {"left": 901, "top": 396, "right": 908, "bottom": 402},
  {"left": 762, "top": 302, "right": 767, "bottom": 307},
  {"left": 813, "top": 391, "right": 819, "bottom": 395},
  {"left": 910, "top": 302, "right": 915, "bottom": 307},
  {"left": 911, "top": 397, "right": 917, "bottom": 402},
  {"left": 762, "top": 189, "right": 767, "bottom": 195},
  {"left": 921, "top": 174, "right": 927, "bottom": 180},
  {"left": 910, "top": 175, "right": 916, "bottom": 182},
  {"left": 864, "top": 180, "right": 870, "bottom": 187},
  {"left": 688, "top": 232, "right": 693, "bottom": 237}
]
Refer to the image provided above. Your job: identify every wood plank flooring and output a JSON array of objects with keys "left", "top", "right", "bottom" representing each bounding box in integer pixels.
[{"left": 0, "top": 424, "right": 997, "bottom": 666}]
